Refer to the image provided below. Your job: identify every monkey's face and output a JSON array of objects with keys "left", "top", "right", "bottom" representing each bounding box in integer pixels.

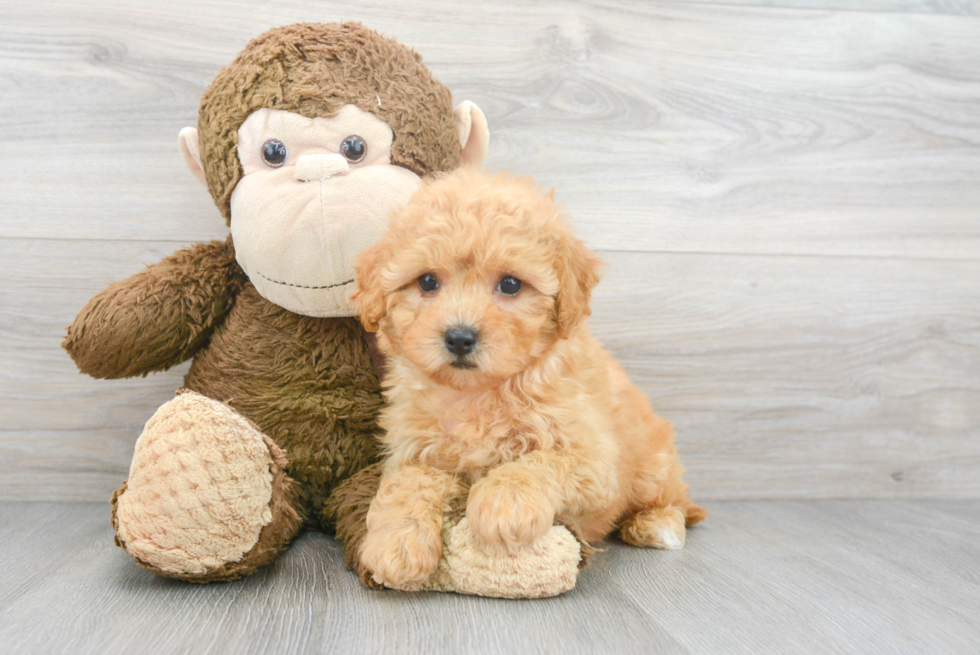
[{"left": 229, "top": 106, "right": 423, "bottom": 317}]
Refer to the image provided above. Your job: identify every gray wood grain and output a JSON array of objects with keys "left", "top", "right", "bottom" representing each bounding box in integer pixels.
[
  {"left": 1, "top": 500, "right": 977, "bottom": 655},
  {"left": 601, "top": 500, "right": 980, "bottom": 654},
  {"left": 678, "top": 0, "right": 980, "bottom": 16},
  {"left": 1, "top": 1, "right": 979, "bottom": 258}
]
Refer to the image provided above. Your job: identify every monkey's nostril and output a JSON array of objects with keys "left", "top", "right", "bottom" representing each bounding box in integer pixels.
[{"left": 444, "top": 327, "right": 478, "bottom": 357}]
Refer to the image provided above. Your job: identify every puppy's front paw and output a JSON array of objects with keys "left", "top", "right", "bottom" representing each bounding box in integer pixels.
[
  {"left": 466, "top": 472, "right": 555, "bottom": 550},
  {"left": 360, "top": 522, "right": 442, "bottom": 590}
]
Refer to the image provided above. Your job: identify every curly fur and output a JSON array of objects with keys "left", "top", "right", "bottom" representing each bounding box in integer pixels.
[{"left": 351, "top": 169, "right": 705, "bottom": 588}]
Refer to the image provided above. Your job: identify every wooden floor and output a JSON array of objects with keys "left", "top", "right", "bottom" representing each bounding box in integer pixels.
[{"left": 1, "top": 500, "right": 977, "bottom": 655}]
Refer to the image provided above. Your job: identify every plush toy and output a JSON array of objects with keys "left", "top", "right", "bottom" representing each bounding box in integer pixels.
[{"left": 63, "top": 22, "right": 588, "bottom": 597}]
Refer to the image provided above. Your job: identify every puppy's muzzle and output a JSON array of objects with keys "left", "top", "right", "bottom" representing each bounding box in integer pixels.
[{"left": 444, "top": 326, "right": 478, "bottom": 368}]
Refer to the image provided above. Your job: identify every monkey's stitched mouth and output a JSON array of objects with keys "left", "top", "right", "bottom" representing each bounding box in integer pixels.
[{"left": 255, "top": 271, "right": 354, "bottom": 290}]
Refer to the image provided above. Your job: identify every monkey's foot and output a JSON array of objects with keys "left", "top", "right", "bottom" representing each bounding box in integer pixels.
[
  {"left": 327, "top": 463, "right": 590, "bottom": 598},
  {"left": 416, "top": 517, "right": 588, "bottom": 599},
  {"left": 112, "top": 391, "right": 300, "bottom": 581}
]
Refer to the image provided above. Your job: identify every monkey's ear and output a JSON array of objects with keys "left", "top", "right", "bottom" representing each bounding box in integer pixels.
[
  {"left": 178, "top": 127, "right": 208, "bottom": 187},
  {"left": 350, "top": 242, "right": 388, "bottom": 333},
  {"left": 454, "top": 101, "right": 489, "bottom": 168}
]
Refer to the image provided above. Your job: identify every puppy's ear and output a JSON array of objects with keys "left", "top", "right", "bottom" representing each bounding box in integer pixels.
[
  {"left": 555, "top": 234, "right": 603, "bottom": 339},
  {"left": 351, "top": 242, "right": 388, "bottom": 333}
]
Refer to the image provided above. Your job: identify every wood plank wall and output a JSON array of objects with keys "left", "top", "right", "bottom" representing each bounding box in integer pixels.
[{"left": 1, "top": 0, "right": 978, "bottom": 501}]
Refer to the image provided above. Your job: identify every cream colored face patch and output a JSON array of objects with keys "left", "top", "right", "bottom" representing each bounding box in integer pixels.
[{"left": 231, "top": 106, "right": 423, "bottom": 317}]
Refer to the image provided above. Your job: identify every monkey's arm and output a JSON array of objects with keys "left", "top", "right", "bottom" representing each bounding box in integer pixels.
[{"left": 63, "top": 237, "right": 245, "bottom": 379}]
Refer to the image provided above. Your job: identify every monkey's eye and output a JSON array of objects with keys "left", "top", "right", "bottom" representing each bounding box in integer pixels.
[
  {"left": 498, "top": 276, "right": 523, "bottom": 296},
  {"left": 418, "top": 273, "right": 439, "bottom": 293},
  {"left": 341, "top": 135, "right": 367, "bottom": 163},
  {"left": 262, "top": 139, "right": 287, "bottom": 168}
]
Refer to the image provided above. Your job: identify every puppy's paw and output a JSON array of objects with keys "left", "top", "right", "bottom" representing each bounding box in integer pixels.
[
  {"left": 620, "top": 506, "right": 687, "bottom": 549},
  {"left": 360, "top": 522, "right": 443, "bottom": 590},
  {"left": 466, "top": 471, "right": 555, "bottom": 550}
]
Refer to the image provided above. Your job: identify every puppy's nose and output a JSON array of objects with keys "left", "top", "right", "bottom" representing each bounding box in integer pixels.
[{"left": 444, "top": 327, "right": 478, "bottom": 357}]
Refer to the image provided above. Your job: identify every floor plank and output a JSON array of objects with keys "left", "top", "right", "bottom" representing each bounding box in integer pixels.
[
  {"left": 603, "top": 501, "right": 980, "bottom": 654},
  {"left": 1, "top": 501, "right": 977, "bottom": 654},
  {"left": 0, "top": 503, "right": 109, "bottom": 612}
]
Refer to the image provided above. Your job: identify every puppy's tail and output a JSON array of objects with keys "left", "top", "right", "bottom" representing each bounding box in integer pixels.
[{"left": 681, "top": 500, "right": 707, "bottom": 527}]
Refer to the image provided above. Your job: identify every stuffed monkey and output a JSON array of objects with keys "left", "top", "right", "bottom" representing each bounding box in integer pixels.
[{"left": 64, "top": 23, "right": 587, "bottom": 597}]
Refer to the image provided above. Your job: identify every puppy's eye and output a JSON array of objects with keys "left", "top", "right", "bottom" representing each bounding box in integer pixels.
[
  {"left": 341, "top": 135, "right": 367, "bottom": 163},
  {"left": 498, "top": 276, "right": 523, "bottom": 296},
  {"left": 418, "top": 273, "right": 439, "bottom": 293},
  {"left": 262, "top": 139, "right": 287, "bottom": 168}
]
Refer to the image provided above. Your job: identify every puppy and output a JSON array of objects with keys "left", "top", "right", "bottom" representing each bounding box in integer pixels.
[{"left": 352, "top": 169, "right": 705, "bottom": 589}]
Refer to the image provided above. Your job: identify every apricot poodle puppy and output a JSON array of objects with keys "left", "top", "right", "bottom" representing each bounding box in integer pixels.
[{"left": 352, "top": 169, "right": 705, "bottom": 589}]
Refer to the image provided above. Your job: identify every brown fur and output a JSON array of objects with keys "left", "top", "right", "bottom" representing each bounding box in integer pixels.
[
  {"left": 323, "top": 462, "right": 385, "bottom": 585},
  {"left": 63, "top": 237, "right": 246, "bottom": 379},
  {"left": 64, "top": 24, "right": 464, "bottom": 582},
  {"left": 199, "top": 22, "right": 461, "bottom": 223},
  {"left": 351, "top": 170, "right": 704, "bottom": 588}
]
